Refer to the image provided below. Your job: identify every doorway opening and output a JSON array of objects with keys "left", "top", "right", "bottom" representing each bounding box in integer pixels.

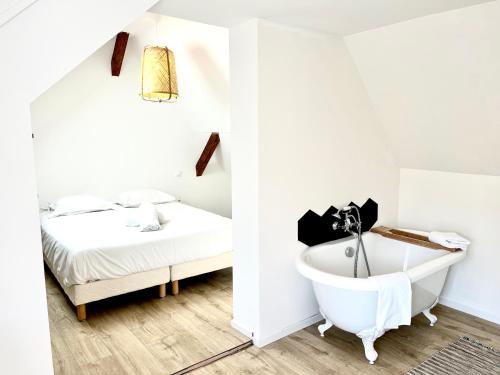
[{"left": 31, "top": 11, "right": 248, "bottom": 374}]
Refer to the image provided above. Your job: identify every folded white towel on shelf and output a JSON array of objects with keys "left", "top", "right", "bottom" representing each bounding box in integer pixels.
[
  {"left": 136, "top": 203, "right": 161, "bottom": 232},
  {"left": 428, "top": 231, "right": 470, "bottom": 250},
  {"left": 357, "top": 272, "right": 412, "bottom": 341}
]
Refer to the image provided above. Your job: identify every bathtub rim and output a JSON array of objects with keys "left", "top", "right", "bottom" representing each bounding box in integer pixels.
[{"left": 296, "top": 231, "right": 465, "bottom": 291}]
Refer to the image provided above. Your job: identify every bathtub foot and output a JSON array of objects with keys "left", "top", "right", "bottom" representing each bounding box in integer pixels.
[
  {"left": 318, "top": 320, "right": 333, "bottom": 337},
  {"left": 361, "top": 338, "right": 378, "bottom": 365},
  {"left": 423, "top": 308, "right": 437, "bottom": 326},
  {"left": 423, "top": 298, "right": 439, "bottom": 327},
  {"left": 318, "top": 310, "right": 333, "bottom": 337}
]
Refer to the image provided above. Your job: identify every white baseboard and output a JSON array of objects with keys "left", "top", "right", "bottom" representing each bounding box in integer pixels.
[
  {"left": 231, "top": 319, "right": 253, "bottom": 339},
  {"left": 253, "top": 313, "right": 323, "bottom": 348},
  {"left": 439, "top": 296, "right": 500, "bottom": 325}
]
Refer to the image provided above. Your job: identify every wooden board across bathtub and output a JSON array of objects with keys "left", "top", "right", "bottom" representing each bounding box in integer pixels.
[{"left": 370, "top": 226, "right": 460, "bottom": 252}]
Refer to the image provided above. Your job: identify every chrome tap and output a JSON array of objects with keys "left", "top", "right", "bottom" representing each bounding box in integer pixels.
[{"left": 332, "top": 206, "right": 361, "bottom": 234}]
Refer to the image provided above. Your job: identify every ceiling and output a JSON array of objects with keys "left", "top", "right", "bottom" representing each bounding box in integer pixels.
[{"left": 151, "top": 0, "right": 491, "bottom": 35}]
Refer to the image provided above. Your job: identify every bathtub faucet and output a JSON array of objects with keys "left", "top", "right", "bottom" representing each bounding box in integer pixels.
[
  {"left": 332, "top": 206, "right": 361, "bottom": 234},
  {"left": 332, "top": 206, "right": 372, "bottom": 278}
]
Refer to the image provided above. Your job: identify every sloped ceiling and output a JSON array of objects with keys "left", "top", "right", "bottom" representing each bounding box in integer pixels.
[
  {"left": 151, "top": 0, "right": 491, "bottom": 35},
  {"left": 0, "top": 0, "right": 37, "bottom": 26},
  {"left": 345, "top": 1, "right": 500, "bottom": 176}
]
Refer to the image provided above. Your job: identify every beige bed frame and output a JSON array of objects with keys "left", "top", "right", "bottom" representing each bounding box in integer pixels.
[{"left": 44, "top": 252, "right": 232, "bottom": 321}]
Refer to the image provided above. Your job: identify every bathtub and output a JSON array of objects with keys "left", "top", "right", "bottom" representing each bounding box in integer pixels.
[{"left": 296, "top": 231, "right": 466, "bottom": 364}]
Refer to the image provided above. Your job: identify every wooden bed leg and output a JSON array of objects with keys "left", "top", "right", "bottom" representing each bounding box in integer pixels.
[
  {"left": 159, "top": 283, "right": 166, "bottom": 298},
  {"left": 76, "top": 304, "right": 86, "bottom": 321},
  {"left": 171, "top": 280, "right": 179, "bottom": 296}
]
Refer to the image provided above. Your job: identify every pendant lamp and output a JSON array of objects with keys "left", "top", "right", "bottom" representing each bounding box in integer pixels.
[{"left": 140, "top": 46, "right": 178, "bottom": 102}]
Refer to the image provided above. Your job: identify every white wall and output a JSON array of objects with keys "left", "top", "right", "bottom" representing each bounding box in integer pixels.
[
  {"left": 345, "top": 1, "right": 500, "bottom": 176},
  {"left": 229, "top": 20, "right": 260, "bottom": 338},
  {"left": 231, "top": 20, "right": 400, "bottom": 346},
  {"left": 399, "top": 169, "right": 500, "bottom": 324},
  {"left": 0, "top": 1, "right": 158, "bottom": 374},
  {"left": 31, "top": 13, "right": 231, "bottom": 217}
]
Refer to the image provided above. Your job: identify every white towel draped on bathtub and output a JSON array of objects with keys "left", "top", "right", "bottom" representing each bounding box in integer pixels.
[
  {"left": 357, "top": 272, "right": 412, "bottom": 341},
  {"left": 428, "top": 231, "right": 470, "bottom": 250}
]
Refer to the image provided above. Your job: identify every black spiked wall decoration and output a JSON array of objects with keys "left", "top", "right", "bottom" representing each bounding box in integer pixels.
[
  {"left": 297, "top": 210, "right": 337, "bottom": 247},
  {"left": 297, "top": 198, "right": 378, "bottom": 246},
  {"left": 355, "top": 198, "right": 378, "bottom": 232}
]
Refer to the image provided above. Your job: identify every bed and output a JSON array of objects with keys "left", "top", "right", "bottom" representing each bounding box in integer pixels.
[{"left": 41, "top": 201, "right": 232, "bottom": 321}]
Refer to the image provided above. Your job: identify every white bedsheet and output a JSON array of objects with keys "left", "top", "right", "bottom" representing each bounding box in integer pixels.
[{"left": 41, "top": 202, "right": 232, "bottom": 286}]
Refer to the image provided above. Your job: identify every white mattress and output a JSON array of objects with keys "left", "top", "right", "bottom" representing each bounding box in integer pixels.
[{"left": 41, "top": 202, "right": 232, "bottom": 287}]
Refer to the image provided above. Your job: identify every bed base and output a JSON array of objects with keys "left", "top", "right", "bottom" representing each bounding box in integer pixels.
[
  {"left": 45, "top": 252, "right": 232, "bottom": 321},
  {"left": 73, "top": 283, "right": 167, "bottom": 321},
  {"left": 169, "top": 252, "right": 233, "bottom": 297}
]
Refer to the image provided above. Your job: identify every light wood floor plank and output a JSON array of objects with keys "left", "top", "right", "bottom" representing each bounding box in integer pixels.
[
  {"left": 195, "top": 304, "right": 500, "bottom": 375},
  {"left": 47, "top": 268, "right": 500, "bottom": 375},
  {"left": 46, "top": 268, "right": 248, "bottom": 375}
]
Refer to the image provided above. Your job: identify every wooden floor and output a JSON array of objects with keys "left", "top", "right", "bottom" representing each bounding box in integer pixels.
[
  {"left": 196, "top": 306, "right": 500, "bottom": 375},
  {"left": 47, "top": 269, "right": 500, "bottom": 375},
  {"left": 45, "top": 268, "right": 248, "bottom": 375}
]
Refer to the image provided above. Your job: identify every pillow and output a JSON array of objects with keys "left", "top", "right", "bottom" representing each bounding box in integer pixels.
[
  {"left": 116, "top": 189, "right": 176, "bottom": 208},
  {"left": 49, "top": 194, "right": 115, "bottom": 218}
]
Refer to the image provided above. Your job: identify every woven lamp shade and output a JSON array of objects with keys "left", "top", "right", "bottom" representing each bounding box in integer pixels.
[{"left": 140, "top": 46, "right": 178, "bottom": 102}]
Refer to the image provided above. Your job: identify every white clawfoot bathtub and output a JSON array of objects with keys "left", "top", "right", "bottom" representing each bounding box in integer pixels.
[{"left": 296, "top": 231, "right": 465, "bottom": 364}]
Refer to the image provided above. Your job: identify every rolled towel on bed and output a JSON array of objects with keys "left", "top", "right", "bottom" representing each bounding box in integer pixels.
[
  {"left": 136, "top": 203, "right": 161, "bottom": 232},
  {"left": 124, "top": 208, "right": 140, "bottom": 227},
  {"left": 429, "top": 231, "right": 470, "bottom": 250},
  {"left": 125, "top": 206, "right": 168, "bottom": 228},
  {"left": 157, "top": 210, "right": 170, "bottom": 225}
]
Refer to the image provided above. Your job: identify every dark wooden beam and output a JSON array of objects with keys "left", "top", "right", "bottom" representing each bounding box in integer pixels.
[
  {"left": 196, "top": 132, "right": 220, "bottom": 177},
  {"left": 111, "top": 32, "right": 129, "bottom": 76}
]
